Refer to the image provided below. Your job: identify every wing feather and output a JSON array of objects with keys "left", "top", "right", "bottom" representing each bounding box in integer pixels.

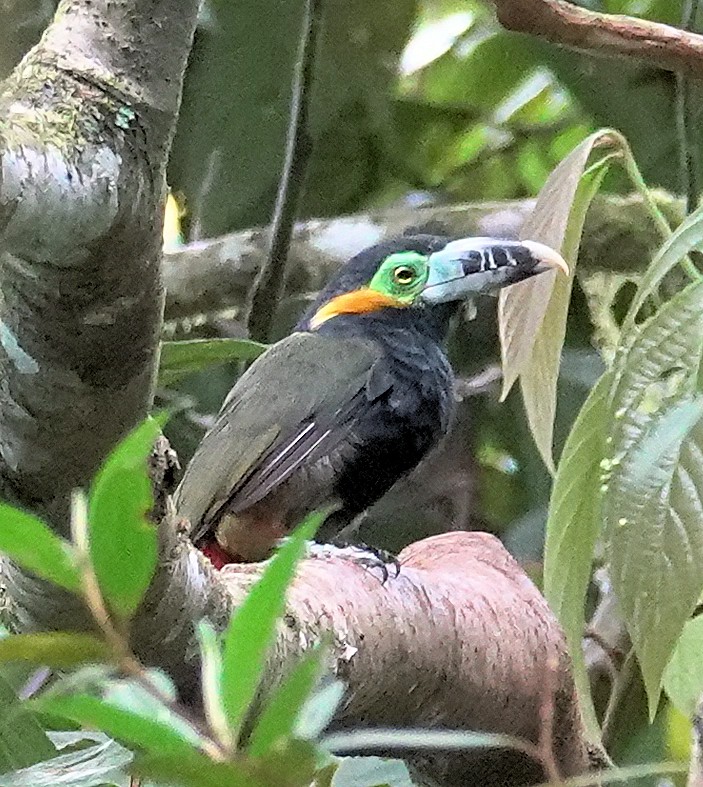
[{"left": 174, "top": 332, "right": 385, "bottom": 539}]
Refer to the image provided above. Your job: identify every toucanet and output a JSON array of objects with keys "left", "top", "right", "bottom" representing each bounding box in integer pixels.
[{"left": 175, "top": 235, "right": 568, "bottom": 566}]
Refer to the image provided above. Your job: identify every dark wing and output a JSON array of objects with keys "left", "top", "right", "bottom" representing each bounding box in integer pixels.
[{"left": 174, "top": 331, "right": 388, "bottom": 540}]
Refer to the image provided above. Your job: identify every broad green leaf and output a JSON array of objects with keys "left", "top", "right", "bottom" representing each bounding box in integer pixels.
[
  {"left": 34, "top": 693, "right": 202, "bottom": 756},
  {"left": 101, "top": 672, "right": 203, "bottom": 748},
  {"left": 196, "top": 621, "right": 231, "bottom": 751},
  {"left": 498, "top": 129, "right": 615, "bottom": 401},
  {"left": 603, "top": 280, "right": 703, "bottom": 718},
  {"left": 624, "top": 202, "right": 703, "bottom": 330},
  {"left": 248, "top": 646, "right": 325, "bottom": 757},
  {"left": 518, "top": 162, "right": 610, "bottom": 471},
  {"left": 543, "top": 373, "right": 611, "bottom": 740},
  {"left": 0, "top": 735, "right": 131, "bottom": 787},
  {"left": 0, "top": 673, "right": 55, "bottom": 771},
  {"left": 135, "top": 750, "right": 258, "bottom": 787},
  {"left": 0, "top": 633, "right": 109, "bottom": 669},
  {"left": 663, "top": 615, "right": 703, "bottom": 717},
  {"left": 221, "top": 512, "right": 325, "bottom": 739},
  {"left": 159, "top": 339, "right": 267, "bottom": 386},
  {"left": 332, "top": 757, "right": 413, "bottom": 787},
  {"left": 498, "top": 131, "right": 618, "bottom": 471},
  {"left": 295, "top": 679, "right": 345, "bottom": 741},
  {"left": 0, "top": 504, "right": 80, "bottom": 593},
  {"left": 88, "top": 417, "right": 162, "bottom": 618}
]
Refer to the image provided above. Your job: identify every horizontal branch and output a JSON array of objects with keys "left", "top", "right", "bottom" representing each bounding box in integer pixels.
[
  {"left": 163, "top": 192, "right": 683, "bottom": 320},
  {"left": 494, "top": 0, "right": 703, "bottom": 75}
]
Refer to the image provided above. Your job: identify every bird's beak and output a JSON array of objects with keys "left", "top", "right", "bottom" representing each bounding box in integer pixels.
[{"left": 420, "top": 237, "right": 569, "bottom": 304}]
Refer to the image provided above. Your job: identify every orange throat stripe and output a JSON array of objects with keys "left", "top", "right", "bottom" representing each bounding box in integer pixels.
[{"left": 310, "top": 288, "right": 407, "bottom": 328}]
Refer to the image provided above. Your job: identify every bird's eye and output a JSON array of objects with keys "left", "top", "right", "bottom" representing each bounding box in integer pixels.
[{"left": 393, "top": 266, "right": 416, "bottom": 285}]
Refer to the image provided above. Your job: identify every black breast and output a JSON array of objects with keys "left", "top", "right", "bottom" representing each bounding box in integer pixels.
[{"left": 314, "top": 308, "right": 455, "bottom": 521}]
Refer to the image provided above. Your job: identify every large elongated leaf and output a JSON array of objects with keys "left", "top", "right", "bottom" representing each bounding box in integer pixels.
[
  {"left": 0, "top": 673, "right": 55, "bottom": 772},
  {"left": 663, "top": 614, "right": 703, "bottom": 718},
  {"left": 498, "top": 130, "right": 615, "bottom": 471},
  {"left": 543, "top": 373, "right": 611, "bottom": 739},
  {"left": 221, "top": 512, "right": 324, "bottom": 740},
  {"left": 248, "top": 646, "right": 325, "bottom": 757},
  {"left": 88, "top": 417, "right": 162, "bottom": 618},
  {"left": 499, "top": 130, "right": 613, "bottom": 395},
  {"left": 34, "top": 694, "right": 201, "bottom": 756},
  {"left": 159, "top": 339, "right": 267, "bottom": 387},
  {"left": 603, "top": 280, "right": 703, "bottom": 718},
  {"left": 624, "top": 202, "right": 703, "bottom": 330},
  {"left": 0, "top": 633, "right": 109, "bottom": 669},
  {"left": 0, "top": 505, "right": 80, "bottom": 593}
]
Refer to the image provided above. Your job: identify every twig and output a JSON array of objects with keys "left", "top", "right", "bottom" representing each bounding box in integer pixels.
[
  {"left": 493, "top": 0, "right": 703, "bottom": 75},
  {"left": 676, "top": 0, "right": 703, "bottom": 217},
  {"left": 246, "top": 0, "right": 323, "bottom": 343}
]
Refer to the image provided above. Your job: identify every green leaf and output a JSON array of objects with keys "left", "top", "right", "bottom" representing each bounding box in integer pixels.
[
  {"left": 34, "top": 693, "right": 201, "bottom": 756},
  {"left": 0, "top": 504, "right": 80, "bottom": 593},
  {"left": 159, "top": 339, "right": 268, "bottom": 386},
  {"left": 0, "top": 633, "right": 110, "bottom": 669},
  {"left": 663, "top": 615, "right": 703, "bottom": 718},
  {"left": 624, "top": 201, "right": 703, "bottom": 330},
  {"left": 88, "top": 417, "right": 162, "bottom": 618},
  {"left": 295, "top": 679, "right": 345, "bottom": 741},
  {"left": 0, "top": 673, "right": 56, "bottom": 771},
  {"left": 221, "top": 511, "right": 325, "bottom": 740},
  {"left": 543, "top": 373, "right": 611, "bottom": 740},
  {"left": 248, "top": 646, "right": 325, "bottom": 757},
  {"left": 498, "top": 129, "right": 615, "bottom": 471},
  {"left": 603, "top": 280, "right": 703, "bottom": 718},
  {"left": 196, "top": 621, "right": 231, "bottom": 751},
  {"left": 0, "top": 734, "right": 132, "bottom": 787},
  {"left": 135, "top": 750, "right": 257, "bottom": 787},
  {"left": 518, "top": 161, "right": 611, "bottom": 472},
  {"left": 499, "top": 131, "right": 613, "bottom": 395}
]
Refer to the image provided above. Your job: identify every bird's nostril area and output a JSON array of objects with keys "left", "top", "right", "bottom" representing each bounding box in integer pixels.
[{"left": 460, "top": 250, "right": 485, "bottom": 276}]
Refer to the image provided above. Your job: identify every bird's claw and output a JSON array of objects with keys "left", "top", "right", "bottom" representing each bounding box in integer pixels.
[{"left": 328, "top": 539, "right": 401, "bottom": 584}]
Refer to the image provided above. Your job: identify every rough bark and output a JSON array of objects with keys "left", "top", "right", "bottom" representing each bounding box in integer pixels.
[{"left": 163, "top": 191, "right": 684, "bottom": 320}]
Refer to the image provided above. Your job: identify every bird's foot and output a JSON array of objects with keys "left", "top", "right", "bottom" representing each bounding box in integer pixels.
[{"left": 308, "top": 539, "right": 400, "bottom": 584}]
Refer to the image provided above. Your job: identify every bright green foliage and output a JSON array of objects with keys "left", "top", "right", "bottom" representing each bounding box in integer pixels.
[
  {"left": 0, "top": 674, "right": 56, "bottom": 771},
  {"left": 247, "top": 645, "right": 325, "bottom": 757},
  {"left": 543, "top": 374, "right": 611, "bottom": 739},
  {"left": 663, "top": 615, "right": 703, "bottom": 718},
  {"left": 159, "top": 339, "right": 268, "bottom": 386},
  {"left": 0, "top": 505, "right": 80, "bottom": 593},
  {"left": 604, "top": 280, "right": 703, "bottom": 718},
  {"left": 134, "top": 750, "right": 256, "bottom": 787},
  {"left": 220, "top": 512, "right": 325, "bottom": 741},
  {"left": 34, "top": 693, "right": 203, "bottom": 756},
  {"left": 0, "top": 633, "right": 109, "bottom": 669},
  {"left": 88, "top": 417, "right": 162, "bottom": 618}
]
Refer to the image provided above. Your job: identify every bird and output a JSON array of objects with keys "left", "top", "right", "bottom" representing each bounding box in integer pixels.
[{"left": 174, "top": 234, "right": 568, "bottom": 567}]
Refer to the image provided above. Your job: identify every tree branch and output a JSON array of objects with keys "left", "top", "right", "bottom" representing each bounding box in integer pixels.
[
  {"left": 493, "top": 0, "right": 703, "bottom": 75},
  {"left": 163, "top": 192, "right": 684, "bottom": 320}
]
